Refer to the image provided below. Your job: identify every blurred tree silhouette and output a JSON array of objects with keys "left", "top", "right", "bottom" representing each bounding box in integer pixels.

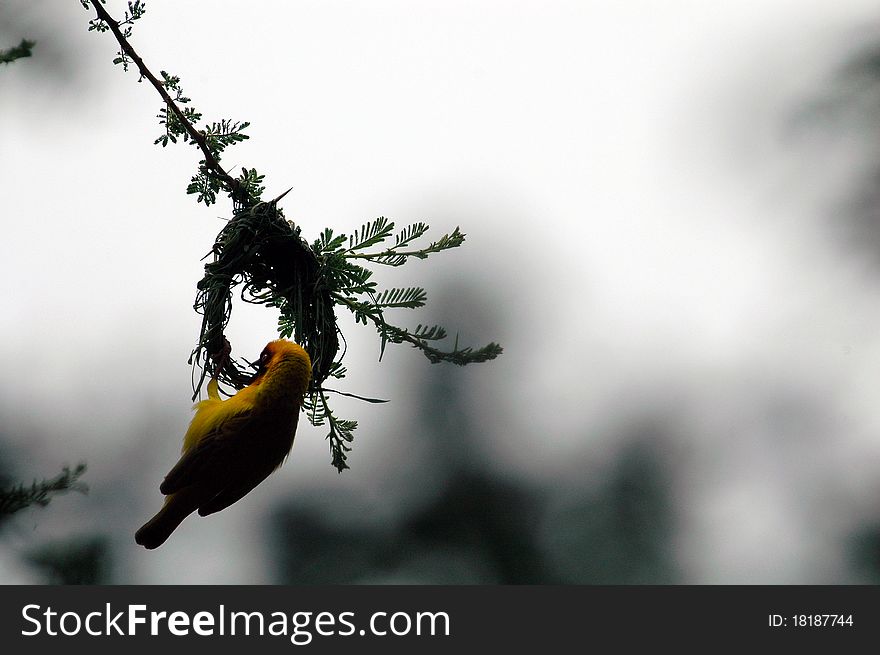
[
  {"left": 26, "top": 536, "right": 112, "bottom": 585},
  {"left": 271, "top": 353, "right": 548, "bottom": 584},
  {"left": 0, "top": 19, "right": 101, "bottom": 584},
  {"left": 0, "top": 38, "right": 34, "bottom": 64},
  {"left": 0, "top": 443, "right": 15, "bottom": 526},
  {"left": 832, "top": 46, "right": 880, "bottom": 262},
  {"left": 847, "top": 523, "right": 880, "bottom": 584},
  {"left": 540, "top": 439, "right": 678, "bottom": 584},
  {"left": 789, "top": 39, "right": 880, "bottom": 264},
  {"left": 0, "top": 421, "right": 87, "bottom": 527},
  {"left": 272, "top": 472, "right": 547, "bottom": 584},
  {"left": 270, "top": 287, "right": 679, "bottom": 584},
  {"left": 0, "top": 434, "right": 99, "bottom": 584},
  {"left": 0, "top": 0, "right": 97, "bottom": 92},
  {"left": 0, "top": 463, "right": 87, "bottom": 523}
]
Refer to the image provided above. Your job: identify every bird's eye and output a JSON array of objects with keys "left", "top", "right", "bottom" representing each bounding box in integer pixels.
[{"left": 259, "top": 349, "right": 271, "bottom": 365}]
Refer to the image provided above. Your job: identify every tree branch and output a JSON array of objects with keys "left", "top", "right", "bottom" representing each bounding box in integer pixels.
[
  {"left": 0, "top": 39, "right": 35, "bottom": 65},
  {"left": 87, "top": 0, "right": 242, "bottom": 201}
]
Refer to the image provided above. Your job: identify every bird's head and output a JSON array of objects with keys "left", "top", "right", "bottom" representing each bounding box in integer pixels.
[{"left": 252, "top": 339, "right": 312, "bottom": 395}]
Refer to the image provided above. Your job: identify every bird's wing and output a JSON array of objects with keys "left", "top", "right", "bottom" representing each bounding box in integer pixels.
[
  {"left": 197, "top": 477, "right": 265, "bottom": 517},
  {"left": 159, "top": 409, "right": 255, "bottom": 495},
  {"left": 196, "top": 408, "right": 301, "bottom": 515}
]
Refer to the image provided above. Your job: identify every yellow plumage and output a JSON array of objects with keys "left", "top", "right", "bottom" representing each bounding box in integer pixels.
[{"left": 135, "top": 339, "right": 311, "bottom": 549}]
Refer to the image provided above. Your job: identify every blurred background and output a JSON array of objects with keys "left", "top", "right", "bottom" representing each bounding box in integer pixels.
[{"left": 3, "top": 0, "right": 880, "bottom": 584}]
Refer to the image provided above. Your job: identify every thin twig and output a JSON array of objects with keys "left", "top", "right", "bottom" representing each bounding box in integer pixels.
[
  {"left": 322, "top": 387, "right": 389, "bottom": 403},
  {"left": 88, "top": 0, "right": 241, "bottom": 200}
]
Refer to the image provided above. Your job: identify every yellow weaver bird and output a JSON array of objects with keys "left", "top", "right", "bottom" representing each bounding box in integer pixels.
[{"left": 135, "top": 339, "right": 311, "bottom": 549}]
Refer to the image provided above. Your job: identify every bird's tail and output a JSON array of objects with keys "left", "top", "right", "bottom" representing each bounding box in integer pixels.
[{"left": 135, "top": 491, "right": 198, "bottom": 549}]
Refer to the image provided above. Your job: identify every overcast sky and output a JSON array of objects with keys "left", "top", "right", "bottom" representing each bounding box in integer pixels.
[{"left": 4, "top": 0, "right": 880, "bottom": 583}]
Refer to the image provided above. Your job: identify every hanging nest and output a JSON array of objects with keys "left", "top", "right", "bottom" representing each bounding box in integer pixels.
[{"left": 190, "top": 196, "right": 339, "bottom": 398}]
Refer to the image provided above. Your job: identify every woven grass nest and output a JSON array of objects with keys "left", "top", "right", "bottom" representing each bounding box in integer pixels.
[{"left": 190, "top": 197, "right": 338, "bottom": 398}]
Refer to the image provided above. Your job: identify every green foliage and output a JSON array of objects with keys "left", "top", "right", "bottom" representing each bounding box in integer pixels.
[
  {"left": 303, "top": 391, "right": 357, "bottom": 472},
  {"left": 0, "top": 39, "right": 36, "bottom": 65},
  {"left": 90, "top": 1, "right": 145, "bottom": 37},
  {"left": 153, "top": 69, "right": 256, "bottom": 207},
  {"left": 154, "top": 71, "right": 199, "bottom": 146},
  {"left": 300, "top": 217, "right": 501, "bottom": 469},
  {"left": 82, "top": 0, "right": 259, "bottom": 210},
  {"left": 82, "top": 0, "right": 502, "bottom": 473},
  {"left": 0, "top": 464, "right": 88, "bottom": 519},
  {"left": 87, "top": 0, "right": 145, "bottom": 70},
  {"left": 318, "top": 217, "right": 502, "bottom": 365},
  {"left": 348, "top": 224, "right": 467, "bottom": 267}
]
